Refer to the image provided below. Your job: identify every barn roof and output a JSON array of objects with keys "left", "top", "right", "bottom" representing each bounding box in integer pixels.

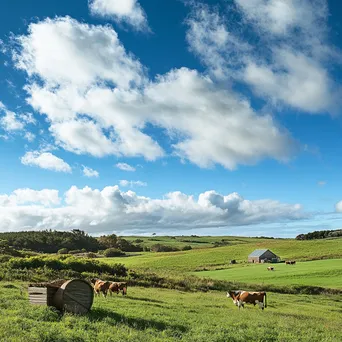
[{"left": 248, "top": 249, "right": 270, "bottom": 257}]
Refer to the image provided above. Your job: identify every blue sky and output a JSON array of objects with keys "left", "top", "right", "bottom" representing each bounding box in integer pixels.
[{"left": 1, "top": 0, "right": 342, "bottom": 237}]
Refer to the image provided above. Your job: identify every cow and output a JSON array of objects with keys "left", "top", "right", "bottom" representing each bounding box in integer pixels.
[
  {"left": 227, "top": 290, "right": 267, "bottom": 310},
  {"left": 90, "top": 278, "right": 111, "bottom": 297},
  {"left": 109, "top": 281, "right": 128, "bottom": 296},
  {"left": 285, "top": 260, "right": 296, "bottom": 265},
  {"left": 267, "top": 266, "right": 274, "bottom": 271}
]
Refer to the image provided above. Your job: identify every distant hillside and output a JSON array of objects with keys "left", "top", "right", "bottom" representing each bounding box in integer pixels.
[{"left": 296, "top": 229, "right": 342, "bottom": 240}]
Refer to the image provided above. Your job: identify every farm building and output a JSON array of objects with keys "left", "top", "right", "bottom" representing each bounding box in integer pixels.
[{"left": 248, "top": 249, "right": 280, "bottom": 263}]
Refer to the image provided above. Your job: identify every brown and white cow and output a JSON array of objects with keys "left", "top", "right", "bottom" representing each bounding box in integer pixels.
[
  {"left": 227, "top": 290, "right": 267, "bottom": 310},
  {"left": 109, "top": 281, "right": 128, "bottom": 296},
  {"left": 285, "top": 260, "right": 296, "bottom": 265},
  {"left": 90, "top": 278, "right": 111, "bottom": 297}
]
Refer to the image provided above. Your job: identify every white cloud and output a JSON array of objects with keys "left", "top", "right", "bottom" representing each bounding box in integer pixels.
[
  {"left": 186, "top": 3, "right": 250, "bottom": 79},
  {"left": 335, "top": 201, "right": 342, "bottom": 213},
  {"left": 14, "top": 17, "right": 295, "bottom": 169},
  {"left": 0, "top": 102, "right": 37, "bottom": 145},
  {"left": 119, "top": 180, "right": 147, "bottom": 187},
  {"left": 24, "top": 131, "right": 35, "bottom": 142},
  {"left": 89, "top": 0, "right": 149, "bottom": 31},
  {"left": 0, "top": 102, "right": 24, "bottom": 131},
  {"left": 20, "top": 112, "right": 36, "bottom": 125},
  {"left": 235, "top": 0, "right": 327, "bottom": 37},
  {"left": 82, "top": 165, "right": 99, "bottom": 178},
  {"left": 50, "top": 119, "right": 119, "bottom": 157},
  {"left": 21, "top": 151, "right": 72, "bottom": 173},
  {"left": 116, "top": 163, "right": 136, "bottom": 172},
  {"left": 14, "top": 17, "right": 145, "bottom": 90},
  {"left": 318, "top": 181, "right": 326, "bottom": 186},
  {"left": 0, "top": 188, "right": 60, "bottom": 207},
  {"left": 186, "top": 1, "right": 341, "bottom": 114},
  {"left": 0, "top": 185, "right": 305, "bottom": 233}
]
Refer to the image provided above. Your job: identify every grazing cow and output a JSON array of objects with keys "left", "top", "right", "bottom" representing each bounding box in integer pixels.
[
  {"left": 227, "top": 290, "right": 267, "bottom": 310},
  {"left": 90, "top": 278, "right": 111, "bottom": 297},
  {"left": 285, "top": 260, "right": 296, "bottom": 265},
  {"left": 118, "top": 282, "right": 128, "bottom": 296},
  {"left": 109, "top": 281, "right": 128, "bottom": 296},
  {"left": 267, "top": 266, "right": 274, "bottom": 271}
]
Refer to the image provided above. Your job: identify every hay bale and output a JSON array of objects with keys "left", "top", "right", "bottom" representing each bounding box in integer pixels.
[{"left": 53, "top": 279, "right": 94, "bottom": 315}]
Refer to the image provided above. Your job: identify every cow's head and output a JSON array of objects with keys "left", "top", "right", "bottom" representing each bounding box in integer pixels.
[
  {"left": 227, "top": 290, "right": 241, "bottom": 305},
  {"left": 90, "top": 278, "right": 99, "bottom": 285}
]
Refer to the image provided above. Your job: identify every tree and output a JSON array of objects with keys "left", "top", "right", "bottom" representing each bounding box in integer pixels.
[{"left": 103, "top": 248, "right": 125, "bottom": 257}]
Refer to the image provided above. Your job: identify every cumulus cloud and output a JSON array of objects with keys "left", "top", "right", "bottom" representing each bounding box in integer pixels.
[
  {"left": 186, "top": 1, "right": 341, "bottom": 114},
  {"left": 0, "top": 188, "right": 60, "bottom": 207},
  {"left": 21, "top": 151, "right": 72, "bottom": 173},
  {"left": 89, "top": 0, "right": 149, "bottom": 31},
  {"left": 119, "top": 180, "right": 147, "bottom": 187},
  {"left": 116, "top": 163, "right": 136, "bottom": 172},
  {"left": 0, "top": 185, "right": 305, "bottom": 233},
  {"left": 14, "top": 17, "right": 145, "bottom": 90},
  {"left": 335, "top": 201, "right": 342, "bottom": 213},
  {"left": 82, "top": 165, "right": 99, "bottom": 178},
  {"left": 13, "top": 16, "right": 296, "bottom": 170}
]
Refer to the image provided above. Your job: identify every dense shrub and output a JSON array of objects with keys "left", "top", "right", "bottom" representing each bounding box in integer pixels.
[
  {"left": 0, "top": 255, "right": 11, "bottom": 263},
  {"left": 150, "top": 244, "right": 179, "bottom": 252},
  {"left": 296, "top": 229, "right": 342, "bottom": 240},
  {"left": 57, "top": 248, "right": 68, "bottom": 255},
  {"left": 69, "top": 249, "right": 82, "bottom": 255},
  {"left": 182, "top": 245, "right": 192, "bottom": 251},
  {"left": 86, "top": 252, "right": 97, "bottom": 258},
  {"left": 3, "top": 256, "right": 127, "bottom": 277},
  {"left": 0, "top": 229, "right": 100, "bottom": 253},
  {"left": 98, "top": 234, "right": 143, "bottom": 252},
  {"left": 103, "top": 248, "right": 126, "bottom": 257}
]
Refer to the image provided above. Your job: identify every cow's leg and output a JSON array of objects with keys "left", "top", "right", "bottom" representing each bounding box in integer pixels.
[{"left": 256, "top": 301, "right": 264, "bottom": 310}]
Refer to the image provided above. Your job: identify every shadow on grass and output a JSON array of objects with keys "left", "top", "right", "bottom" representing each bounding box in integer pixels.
[
  {"left": 125, "top": 296, "right": 165, "bottom": 304},
  {"left": 89, "top": 307, "right": 188, "bottom": 332}
]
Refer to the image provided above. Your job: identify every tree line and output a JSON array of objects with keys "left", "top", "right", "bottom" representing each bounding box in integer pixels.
[
  {"left": 296, "top": 229, "right": 342, "bottom": 240},
  {"left": 0, "top": 229, "right": 142, "bottom": 253}
]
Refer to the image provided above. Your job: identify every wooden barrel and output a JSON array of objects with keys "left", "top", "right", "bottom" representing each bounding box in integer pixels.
[{"left": 53, "top": 279, "right": 94, "bottom": 315}]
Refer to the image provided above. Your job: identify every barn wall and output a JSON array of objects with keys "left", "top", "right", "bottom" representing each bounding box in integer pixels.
[
  {"left": 248, "top": 257, "right": 260, "bottom": 263},
  {"left": 248, "top": 250, "right": 279, "bottom": 263},
  {"left": 262, "top": 250, "right": 277, "bottom": 261}
]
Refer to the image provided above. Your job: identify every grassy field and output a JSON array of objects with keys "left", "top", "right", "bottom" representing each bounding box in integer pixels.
[
  {"left": 194, "top": 259, "right": 342, "bottom": 289},
  {"left": 1, "top": 282, "right": 341, "bottom": 342},
  {"left": 104, "top": 238, "right": 342, "bottom": 274},
  {"left": 124, "top": 235, "right": 268, "bottom": 249}
]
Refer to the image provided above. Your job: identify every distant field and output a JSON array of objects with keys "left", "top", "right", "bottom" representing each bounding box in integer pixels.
[
  {"left": 124, "top": 235, "right": 268, "bottom": 249},
  {"left": 1, "top": 283, "right": 341, "bottom": 342},
  {"left": 104, "top": 238, "right": 342, "bottom": 274},
  {"left": 194, "top": 259, "right": 342, "bottom": 289}
]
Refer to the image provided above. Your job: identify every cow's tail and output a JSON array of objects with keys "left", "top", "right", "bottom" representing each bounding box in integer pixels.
[{"left": 264, "top": 292, "right": 267, "bottom": 309}]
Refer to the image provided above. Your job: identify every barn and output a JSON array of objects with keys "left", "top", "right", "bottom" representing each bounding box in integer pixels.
[{"left": 248, "top": 249, "right": 280, "bottom": 263}]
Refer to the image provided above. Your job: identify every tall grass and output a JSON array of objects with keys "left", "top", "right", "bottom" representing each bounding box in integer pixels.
[{"left": 0, "top": 283, "right": 341, "bottom": 342}]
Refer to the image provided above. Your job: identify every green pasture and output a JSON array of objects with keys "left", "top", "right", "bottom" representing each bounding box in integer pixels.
[
  {"left": 123, "top": 235, "right": 267, "bottom": 249},
  {"left": 0, "top": 283, "right": 341, "bottom": 342},
  {"left": 194, "top": 259, "right": 342, "bottom": 289},
  {"left": 103, "top": 238, "right": 342, "bottom": 274}
]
